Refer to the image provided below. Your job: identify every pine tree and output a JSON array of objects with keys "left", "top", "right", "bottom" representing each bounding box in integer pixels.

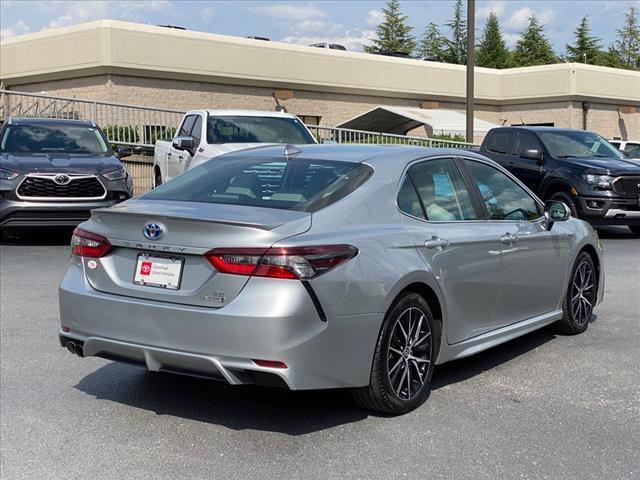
[
  {"left": 610, "top": 6, "right": 640, "bottom": 70},
  {"left": 443, "top": 0, "right": 467, "bottom": 64},
  {"left": 565, "top": 16, "right": 603, "bottom": 64},
  {"left": 417, "top": 22, "right": 447, "bottom": 60},
  {"left": 476, "top": 12, "right": 509, "bottom": 68},
  {"left": 364, "top": 0, "right": 416, "bottom": 55},
  {"left": 512, "top": 15, "right": 558, "bottom": 67}
]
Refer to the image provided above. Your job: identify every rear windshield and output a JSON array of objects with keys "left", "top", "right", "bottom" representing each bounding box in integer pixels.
[
  {"left": 143, "top": 155, "right": 373, "bottom": 212},
  {"left": 0, "top": 124, "right": 110, "bottom": 155},
  {"left": 206, "top": 116, "right": 315, "bottom": 145}
]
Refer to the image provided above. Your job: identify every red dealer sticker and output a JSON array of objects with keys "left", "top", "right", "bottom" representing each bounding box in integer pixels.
[{"left": 140, "top": 261, "right": 152, "bottom": 276}]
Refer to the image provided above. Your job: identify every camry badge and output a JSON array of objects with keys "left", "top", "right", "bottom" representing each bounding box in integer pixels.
[
  {"left": 143, "top": 223, "right": 164, "bottom": 241},
  {"left": 53, "top": 174, "right": 71, "bottom": 185}
]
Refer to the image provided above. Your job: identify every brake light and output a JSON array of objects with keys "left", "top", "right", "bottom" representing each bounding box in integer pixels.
[
  {"left": 71, "top": 228, "right": 112, "bottom": 258},
  {"left": 205, "top": 245, "right": 358, "bottom": 280}
]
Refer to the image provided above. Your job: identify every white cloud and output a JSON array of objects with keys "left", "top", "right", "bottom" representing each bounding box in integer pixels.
[
  {"left": 0, "top": 19, "right": 29, "bottom": 41},
  {"left": 200, "top": 7, "right": 214, "bottom": 23},
  {"left": 366, "top": 9, "right": 384, "bottom": 26},
  {"left": 477, "top": 1, "right": 506, "bottom": 20},
  {"left": 252, "top": 3, "right": 326, "bottom": 21},
  {"left": 43, "top": 1, "right": 170, "bottom": 30},
  {"left": 503, "top": 32, "right": 521, "bottom": 48},
  {"left": 505, "top": 6, "right": 554, "bottom": 31}
]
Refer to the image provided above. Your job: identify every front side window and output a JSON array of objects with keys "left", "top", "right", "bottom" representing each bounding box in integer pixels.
[
  {"left": 206, "top": 116, "right": 315, "bottom": 145},
  {"left": 143, "top": 155, "right": 372, "bottom": 213},
  {"left": 179, "top": 115, "right": 197, "bottom": 137},
  {"left": 0, "top": 124, "right": 110, "bottom": 155},
  {"left": 514, "top": 131, "right": 542, "bottom": 155},
  {"left": 190, "top": 115, "right": 202, "bottom": 144},
  {"left": 400, "top": 158, "right": 477, "bottom": 221},
  {"left": 538, "top": 131, "right": 623, "bottom": 159},
  {"left": 464, "top": 160, "right": 541, "bottom": 221}
]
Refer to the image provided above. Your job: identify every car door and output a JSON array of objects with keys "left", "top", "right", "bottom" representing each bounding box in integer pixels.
[
  {"left": 169, "top": 114, "right": 197, "bottom": 178},
  {"left": 462, "top": 158, "right": 571, "bottom": 328},
  {"left": 483, "top": 129, "right": 517, "bottom": 170},
  {"left": 512, "top": 131, "right": 546, "bottom": 193},
  {"left": 398, "top": 157, "right": 503, "bottom": 344}
]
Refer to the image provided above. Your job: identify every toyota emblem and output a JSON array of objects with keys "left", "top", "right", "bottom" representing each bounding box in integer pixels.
[
  {"left": 53, "top": 174, "right": 71, "bottom": 185},
  {"left": 143, "top": 222, "right": 164, "bottom": 241}
]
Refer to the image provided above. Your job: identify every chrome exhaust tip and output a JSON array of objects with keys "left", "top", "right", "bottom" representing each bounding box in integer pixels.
[{"left": 66, "top": 341, "right": 84, "bottom": 357}]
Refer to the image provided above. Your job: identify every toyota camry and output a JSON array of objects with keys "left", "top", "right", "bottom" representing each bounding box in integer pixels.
[{"left": 59, "top": 144, "right": 604, "bottom": 414}]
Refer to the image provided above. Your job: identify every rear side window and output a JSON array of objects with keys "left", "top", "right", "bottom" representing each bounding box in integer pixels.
[
  {"left": 399, "top": 158, "right": 477, "bottom": 221},
  {"left": 143, "top": 155, "right": 372, "bottom": 212},
  {"left": 485, "top": 130, "right": 515, "bottom": 154}
]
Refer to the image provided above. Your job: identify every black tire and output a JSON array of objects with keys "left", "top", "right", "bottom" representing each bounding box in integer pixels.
[
  {"left": 154, "top": 169, "right": 162, "bottom": 188},
  {"left": 555, "top": 252, "right": 597, "bottom": 335},
  {"left": 550, "top": 191, "right": 579, "bottom": 219},
  {"left": 350, "top": 292, "right": 438, "bottom": 415},
  {"left": 628, "top": 226, "right": 640, "bottom": 236}
]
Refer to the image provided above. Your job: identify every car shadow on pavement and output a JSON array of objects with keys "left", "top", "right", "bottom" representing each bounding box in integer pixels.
[
  {"left": 594, "top": 226, "right": 635, "bottom": 239},
  {"left": 74, "top": 324, "right": 574, "bottom": 434}
]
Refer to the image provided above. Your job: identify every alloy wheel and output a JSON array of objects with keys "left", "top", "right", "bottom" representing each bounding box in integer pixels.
[
  {"left": 387, "top": 307, "right": 432, "bottom": 400},
  {"left": 571, "top": 261, "right": 595, "bottom": 325}
]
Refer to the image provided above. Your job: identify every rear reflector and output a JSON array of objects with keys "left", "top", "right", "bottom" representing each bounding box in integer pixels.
[
  {"left": 71, "top": 228, "right": 112, "bottom": 258},
  {"left": 205, "top": 245, "right": 358, "bottom": 279},
  {"left": 253, "top": 359, "right": 288, "bottom": 369}
]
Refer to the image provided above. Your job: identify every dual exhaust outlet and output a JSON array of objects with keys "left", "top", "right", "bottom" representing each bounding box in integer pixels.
[{"left": 66, "top": 341, "right": 84, "bottom": 357}]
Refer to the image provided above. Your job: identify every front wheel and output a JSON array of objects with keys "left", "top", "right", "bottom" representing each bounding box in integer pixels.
[
  {"left": 154, "top": 169, "right": 162, "bottom": 189},
  {"left": 628, "top": 225, "right": 640, "bottom": 236},
  {"left": 555, "top": 252, "right": 597, "bottom": 335},
  {"left": 350, "top": 293, "right": 438, "bottom": 415}
]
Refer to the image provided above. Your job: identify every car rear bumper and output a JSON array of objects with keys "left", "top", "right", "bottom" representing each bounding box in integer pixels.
[
  {"left": 58, "top": 263, "right": 382, "bottom": 390},
  {"left": 576, "top": 196, "right": 640, "bottom": 225},
  {"left": 0, "top": 199, "right": 119, "bottom": 227}
]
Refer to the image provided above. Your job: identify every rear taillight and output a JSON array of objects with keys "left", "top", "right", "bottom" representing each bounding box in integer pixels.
[
  {"left": 205, "top": 245, "right": 358, "bottom": 280},
  {"left": 71, "top": 228, "right": 112, "bottom": 258}
]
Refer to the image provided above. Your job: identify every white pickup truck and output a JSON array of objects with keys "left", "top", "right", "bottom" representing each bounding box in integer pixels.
[{"left": 153, "top": 109, "right": 317, "bottom": 186}]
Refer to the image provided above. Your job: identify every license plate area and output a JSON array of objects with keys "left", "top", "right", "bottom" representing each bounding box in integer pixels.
[{"left": 133, "top": 253, "right": 184, "bottom": 290}]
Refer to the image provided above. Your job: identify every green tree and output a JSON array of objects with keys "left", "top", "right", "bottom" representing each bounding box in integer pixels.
[
  {"left": 512, "top": 15, "right": 558, "bottom": 67},
  {"left": 476, "top": 12, "right": 510, "bottom": 68},
  {"left": 417, "top": 22, "right": 447, "bottom": 60},
  {"left": 610, "top": 6, "right": 640, "bottom": 70},
  {"left": 443, "top": 0, "right": 467, "bottom": 64},
  {"left": 565, "top": 16, "right": 603, "bottom": 64},
  {"left": 364, "top": 0, "right": 415, "bottom": 55}
]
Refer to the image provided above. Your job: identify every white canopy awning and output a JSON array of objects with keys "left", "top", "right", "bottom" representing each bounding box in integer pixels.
[{"left": 337, "top": 106, "right": 499, "bottom": 137}]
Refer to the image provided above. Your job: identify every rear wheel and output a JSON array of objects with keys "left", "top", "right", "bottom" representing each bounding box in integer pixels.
[
  {"left": 154, "top": 169, "right": 162, "bottom": 188},
  {"left": 550, "top": 191, "right": 579, "bottom": 218},
  {"left": 556, "top": 252, "right": 597, "bottom": 335},
  {"left": 628, "top": 226, "right": 640, "bottom": 236},
  {"left": 350, "top": 293, "right": 437, "bottom": 415}
]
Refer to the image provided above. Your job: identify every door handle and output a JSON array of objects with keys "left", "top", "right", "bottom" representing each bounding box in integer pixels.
[
  {"left": 167, "top": 152, "right": 172, "bottom": 157},
  {"left": 499, "top": 233, "right": 519, "bottom": 245},
  {"left": 425, "top": 238, "right": 450, "bottom": 250}
]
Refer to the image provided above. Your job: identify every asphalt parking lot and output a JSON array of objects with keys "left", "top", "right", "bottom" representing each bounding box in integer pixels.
[{"left": 1, "top": 227, "right": 639, "bottom": 480}]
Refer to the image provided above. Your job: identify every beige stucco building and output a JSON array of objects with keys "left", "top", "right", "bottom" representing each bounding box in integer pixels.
[{"left": 1, "top": 20, "right": 639, "bottom": 141}]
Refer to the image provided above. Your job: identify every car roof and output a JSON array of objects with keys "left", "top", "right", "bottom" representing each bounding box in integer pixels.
[
  {"left": 491, "top": 126, "right": 596, "bottom": 134},
  {"left": 217, "top": 143, "right": 488, "bottom": 166},
  {"left": 7, "top": 117, "right": 95, "bottom": 127},
  {"left": 186, "top": 109, "right": 299, "bottom": 119}
]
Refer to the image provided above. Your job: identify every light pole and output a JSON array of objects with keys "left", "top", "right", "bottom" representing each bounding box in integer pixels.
[{"left": 466, "top": 0, "right": 475, "bottom": 143}]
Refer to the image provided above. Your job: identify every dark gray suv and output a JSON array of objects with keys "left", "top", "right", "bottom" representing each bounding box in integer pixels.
[{"left": 0, "top": 118, "right": 134, "bottom": 231}]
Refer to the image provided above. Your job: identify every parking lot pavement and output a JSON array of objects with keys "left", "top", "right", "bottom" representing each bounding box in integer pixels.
[{"left": 1, "top": 226, "right": 639, "bottom": 480}]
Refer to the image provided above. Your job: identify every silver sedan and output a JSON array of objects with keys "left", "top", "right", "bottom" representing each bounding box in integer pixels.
[{"left": 59, "top": 144, "right": 604, "bottom": 414}]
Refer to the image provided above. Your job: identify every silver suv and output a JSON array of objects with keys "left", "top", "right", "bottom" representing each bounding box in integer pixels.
[
  {"left": 0, "top": 118, "right": 133, "bottom": 231},
  {"left": 58, "top": 145, "right": 604, "bottom": 415}
]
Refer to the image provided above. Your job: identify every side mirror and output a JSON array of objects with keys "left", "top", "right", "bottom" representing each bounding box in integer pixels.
[
  {"left": 172, "top": 136, "right": 195, "bottom": 151},
  {"left": 543, "top": 200, "right": 571, "bottom": 230},
  {"left": 116, "top": 145, "right": 133, "bottom": 158},
  {"left": 520, "top": 148, "right": 544, "bottom": 164}
]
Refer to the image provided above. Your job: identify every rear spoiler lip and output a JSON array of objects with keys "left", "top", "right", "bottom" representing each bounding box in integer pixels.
[{"left": 92, "top": 208, "right": 285, "bottom": 231}]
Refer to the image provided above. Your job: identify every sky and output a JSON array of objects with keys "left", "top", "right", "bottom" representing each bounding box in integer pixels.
[{"left": 1, "top": 0, "right": 639, "bottom": 53}]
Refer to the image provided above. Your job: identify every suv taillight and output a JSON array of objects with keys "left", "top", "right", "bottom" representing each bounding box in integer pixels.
[
  {"left": 205, "top": 245, "right": 358, "bottom": 280},
  {"left": 71, "top": 228, "right": 112, "bottom": 258}
]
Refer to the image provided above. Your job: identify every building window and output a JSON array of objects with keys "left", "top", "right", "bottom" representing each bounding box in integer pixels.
[{"left": 297, "top": 115, "right": 321, "bottom": 126}]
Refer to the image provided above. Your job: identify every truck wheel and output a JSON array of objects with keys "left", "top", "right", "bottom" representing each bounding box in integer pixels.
[
  {"left": 550, "top": 191, "right": 578, "bottom": 219},
  {"left": 629, "top": 226, "right": 640, "bottom": 236},
  {"left": 154, "top": 170, "right": 162, "bottom": 188}
]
